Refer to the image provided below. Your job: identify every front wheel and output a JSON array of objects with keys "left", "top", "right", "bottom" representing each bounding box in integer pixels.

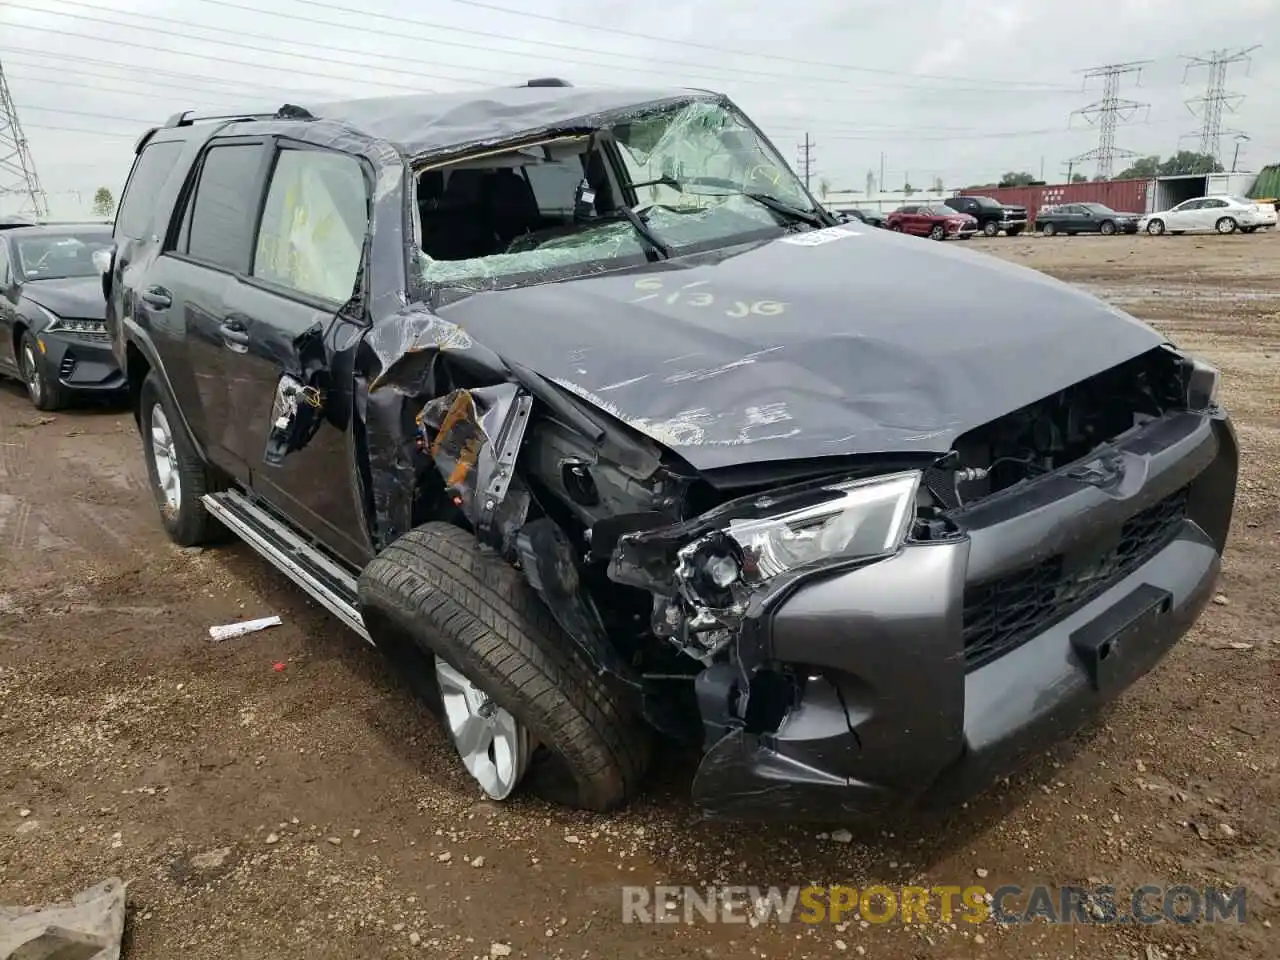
[
  {"left": 1216, "top": 217, "right": 1238, "bottom": 234},
  {"left": 19, "top": 331, "right": 69, "bottom": 412},
  {"left": 890, "top": 224, "right": 903, "bottom": 232},
  {"left": 1041, "top": 222, "right": 1057, "bottom": 237},
  {"left": 358, "top": 523, "right": 651, "bottom": 812},
  {"left": 1100, "top": 220, "right": 1116, "bottom": 236},
  {"left": 139, "top": 370, "right": 220, "bottom": 546},
  {"left": 1146, "top": 219, "right": 1165, "bottom": 236},
  {"left": 983, "top": 221, "right": 999, "bottom": 237},
  {"left": 929, "top": 224, "right": 946, "bottom": 241}
]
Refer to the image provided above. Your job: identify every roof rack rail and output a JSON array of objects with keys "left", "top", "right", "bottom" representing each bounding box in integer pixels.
[
  {"left": 524, "top": 77, "right": 572, "bottom": 87},
  {"left": 161, "top": 105, "right": 315, "bottom": 128}
]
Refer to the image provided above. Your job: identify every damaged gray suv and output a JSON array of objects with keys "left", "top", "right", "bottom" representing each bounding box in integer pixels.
[{"left": 104, "top": 80, "right": 1237, "bottom": 819}]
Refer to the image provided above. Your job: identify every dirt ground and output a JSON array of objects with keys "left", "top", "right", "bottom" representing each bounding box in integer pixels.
[{"left": 1, "top": 231, "right": 1277, "bottom": 960}]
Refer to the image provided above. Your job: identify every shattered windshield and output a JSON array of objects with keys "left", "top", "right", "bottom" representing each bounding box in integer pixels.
[{"left": 417, "top": 98, "right": 817, "bottom": 291}]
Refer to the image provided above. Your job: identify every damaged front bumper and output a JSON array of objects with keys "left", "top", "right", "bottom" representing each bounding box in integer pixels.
[{"left": 686, "top": 409, "right": 1236, "bottom": 821}]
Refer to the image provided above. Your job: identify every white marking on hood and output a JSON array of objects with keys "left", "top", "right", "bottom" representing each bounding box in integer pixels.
[
  {"left": 596, "top": 374, "right": 651, "bottom": 392},
  {"left": 664, "top": 346, "right": 784, "bottom": 384}
]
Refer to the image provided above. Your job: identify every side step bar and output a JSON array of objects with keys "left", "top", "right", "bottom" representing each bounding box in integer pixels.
[{"left": 201, "top": 490, "right": 372, "bottom": 645}]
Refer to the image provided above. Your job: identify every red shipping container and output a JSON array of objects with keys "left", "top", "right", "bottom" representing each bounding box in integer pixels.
[{"left": 957, "top": 178, "right": 1149, "bottom": 223}]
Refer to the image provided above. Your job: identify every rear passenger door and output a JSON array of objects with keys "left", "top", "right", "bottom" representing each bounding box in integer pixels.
[
  {"left": 159, "top": 137, "right": 274, "bottom": 481},
  {"left": 222, "top": 140, "right": 373, "bottom": 565}
]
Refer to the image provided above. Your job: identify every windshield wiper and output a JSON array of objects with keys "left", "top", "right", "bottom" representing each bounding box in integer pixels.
[
  {"left": 617, "top": 206, "right": 673, "bottom": 260},
  {"left": 741, "top": 192, "right": 826, "bottom": 226}
]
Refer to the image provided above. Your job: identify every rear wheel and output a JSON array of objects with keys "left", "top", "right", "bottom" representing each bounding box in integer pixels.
[
  {"left": 358, "top": 523, "right": 650, "bottom": 812},
  {"left": 19, "top": 331, "right": 69, "bottom": 412},
  {"left": 1100, "top": 220, "right": 1116, "bottom": 236},
  {"left": 1146, "top": 219, "right": 1165, "bottom": 236},
  {"left": 1041, "top": 222, "right": 1057, "bottom": 237},
  {"left": 929, "top": 224, "right": 945, "bottom": 241},
  {"left": 1216, "top": 217, "right": 1238, "bottom": 234},
  {"left": 139, "top": 370, "right": 220, "bottom": 547}
]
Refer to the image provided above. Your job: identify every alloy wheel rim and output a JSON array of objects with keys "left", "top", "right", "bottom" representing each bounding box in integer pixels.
[
  {"left": 434, "top": 656, "right": 530, "bottom": 800},
  {"left": 150, "top": 403, "right": 182, "bottom": 511},
  {"left": 21, "top": 345, "right": 41, "bottom": 403}
]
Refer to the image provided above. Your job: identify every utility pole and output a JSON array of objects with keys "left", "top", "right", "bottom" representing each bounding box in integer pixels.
[
  {"left": 879, "top": 152, "right": 885, "bottom": 193},
  {"left": 1064, "top": 159, "right": 1075, "bottom": 182},
  {"left": 1181, "top": 47, "right": 1259, "bottom": 164},
  {"left": 1230, "top": 133, "right": 1250, "bottom": 173},
  {"left": 0, "top": 58, "right": 48, "bottom": 218},
  {"left": 796, "top": 134, "right": 815, "bottom": 192},
  {"left": 1067, "top": 60, "right": 1151, "bottom": 180}
]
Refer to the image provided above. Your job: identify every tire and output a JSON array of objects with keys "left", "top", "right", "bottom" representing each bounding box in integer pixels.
[
  {"left": 1216, "top": 217, "right": 1238, "bottom": 235},
  {"left": 139, "top": 370, "right": 219, "bottom": 546},
  {"left": 1240, "top": 226, "right": 1257, "bottom": 234},
  {"left": 890, "top": 224, "right": 903, "bottom": 232},
  {"left": 929, "top": 224, "right": 945, "bottom": 241},
  {"left": 982, "top": 221, "right": 999, "bottom": 237},
  {"left": 1100, "top": 220, "right": 1116, "bottom": 236},
  {"left": 1041, "top": 222, "right": 1056, "bottom": 237},
  {"left": 358, "top": 523, "right": 650, "bottom": 812},
  {"left": 1146, "top": 219, "right": 1165, "bottom": 236},
  {"left": 18, "top": 330, "right": 70, "bottom": 412}
]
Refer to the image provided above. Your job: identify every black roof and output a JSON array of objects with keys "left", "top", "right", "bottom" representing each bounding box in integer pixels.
[{"left": 300, "top": 84, "right": 717, "bottom": 159}]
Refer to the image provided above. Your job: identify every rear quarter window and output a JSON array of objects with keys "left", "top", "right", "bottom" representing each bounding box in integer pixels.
[{"left": 115, "top": 140, "right": 185, "bottom": 241}]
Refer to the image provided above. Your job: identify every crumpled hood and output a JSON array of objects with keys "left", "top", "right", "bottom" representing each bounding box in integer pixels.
[
  {"left": 21, "top": 276, "right": 106, "bottom": 320},
  {"left": 437, "top": 226, "right": 1164, "bottom": 471}
]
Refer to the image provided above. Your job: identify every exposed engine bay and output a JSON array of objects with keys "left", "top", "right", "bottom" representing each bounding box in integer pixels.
[{"left": 403, "top": 343, "right": 1197, "bottom": 744}]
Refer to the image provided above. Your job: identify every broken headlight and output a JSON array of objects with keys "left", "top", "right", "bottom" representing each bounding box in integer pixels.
[{"left": 721, "top": 470, "right": 921, "bottom": 582}]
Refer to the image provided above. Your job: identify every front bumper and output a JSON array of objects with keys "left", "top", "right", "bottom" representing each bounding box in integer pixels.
[
  {"left": 691, "top": 409, "right": 1237, "bottom": 820},
  {"left": 36, "top": 328, "right": 126, "bottom": 393}
]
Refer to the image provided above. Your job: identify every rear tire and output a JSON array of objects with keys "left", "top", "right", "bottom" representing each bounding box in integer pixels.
[
  {"left": 1216, "top": 217, "right": 1238, "bottom": 234},
  {"left": 358, "top": 523, "right": 651, "bottom": 812},
  {"left": 139, "top": 370, "right": 220, "bottom": 547}
]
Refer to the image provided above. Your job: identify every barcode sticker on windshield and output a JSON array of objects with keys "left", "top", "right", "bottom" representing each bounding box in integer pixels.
[{"left": 779, "top": 226, "right": 860, "bottom": 246}]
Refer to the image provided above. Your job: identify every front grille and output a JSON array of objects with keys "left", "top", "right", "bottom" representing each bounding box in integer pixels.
[{"left": 962, "top": 488, "right": 1189, "bottom": 669}]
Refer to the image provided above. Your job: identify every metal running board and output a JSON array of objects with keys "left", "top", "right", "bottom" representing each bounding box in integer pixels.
[{"left": 202, "top": 490, "right": 372, "bottom": 644}]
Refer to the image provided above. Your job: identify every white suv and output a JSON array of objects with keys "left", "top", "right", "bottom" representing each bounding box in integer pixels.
[{"left": 1140, "top": 195, "right": 1278, "bottom": 236}]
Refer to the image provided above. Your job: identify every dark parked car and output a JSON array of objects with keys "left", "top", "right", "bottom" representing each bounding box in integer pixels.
[
  {"left": 105, "top": 81, "right": 1236, "bottom": 821},
  {"left": 1035, "top": 203, "right": 1140, "bottom": 236},
  {"left": 943, "top": 195, "right": 1028, "bottom": 236},
  {"left": 1, "top": 223, "right": 123, "bottom": 410},
  {"left": 837, "top": 207, "right": 885, "bottom": 228},
  {"left": 884, "top": 204, "right": 977, "bottom": 240}
]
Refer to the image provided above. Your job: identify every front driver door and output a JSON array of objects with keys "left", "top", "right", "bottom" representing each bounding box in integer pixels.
[
  {"left": 1166, "top": 199, "right": 1199, "bottom": 231},
  {"left": 221, "top": 139, "right": 374, "bottom": 566}
]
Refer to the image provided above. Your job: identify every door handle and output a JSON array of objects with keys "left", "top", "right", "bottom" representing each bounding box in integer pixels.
[
  {"left": 140, "top": 286, "right": 171, "bottom": 309},
  {"left": 219, "top": 321, "right": 249, "bottom": 348}
]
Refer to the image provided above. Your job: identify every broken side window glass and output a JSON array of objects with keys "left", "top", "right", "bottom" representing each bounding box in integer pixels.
[{"left": 254, "top": 148, "right": 369, "bottom": 303}]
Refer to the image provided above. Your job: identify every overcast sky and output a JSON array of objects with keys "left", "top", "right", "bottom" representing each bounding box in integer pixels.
[{"left": 2, "top": 0, "right": 1276, "bottom": 218}]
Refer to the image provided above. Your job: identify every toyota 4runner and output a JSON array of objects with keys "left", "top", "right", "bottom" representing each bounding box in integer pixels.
[{"left": 104, "top": 81, "right": 1236, "bottom": 820}]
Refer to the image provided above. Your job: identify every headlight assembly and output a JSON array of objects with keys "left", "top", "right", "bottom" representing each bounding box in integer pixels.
[
  {"left": 722, "top": 470, "right": 921, "bottom": 582},
  {"left": 671, "top": 470, "right": 921, "bottom": 624}
]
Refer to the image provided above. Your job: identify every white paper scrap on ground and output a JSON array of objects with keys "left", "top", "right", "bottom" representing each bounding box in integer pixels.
[
  {"left": 0, "top": 877, "right": 127, "bottom": 960},
  {"left": 208, "top": 615, "right": 283, "bottom": 641}
]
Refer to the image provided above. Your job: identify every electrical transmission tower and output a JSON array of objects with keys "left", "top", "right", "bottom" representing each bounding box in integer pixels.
[
  {"left": 0, "top": 59, "right": 48, "bottom": 218},
  {"left": 796, "top": 134, "right": 815, "bottom": 192},
  {"left": 1182, "top": 46, "right": 1260, "bottom": 164},
  {"left": 1067, "top": 60, "right": 1151, "bottom": 180}
]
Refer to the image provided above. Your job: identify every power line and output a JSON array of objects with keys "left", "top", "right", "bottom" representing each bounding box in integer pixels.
[
  {"left": 1181, "top": 46, "right": 1260, "bottom": 163},
  {"left": 1067, "top": 60, "right": 1151, "bottom": 179},
  {"left": 0, "top": 58, "right": 49, "bottom": 217},
  {"left": 402, "top": 0, "right": 1076, "bottom": 89}
]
